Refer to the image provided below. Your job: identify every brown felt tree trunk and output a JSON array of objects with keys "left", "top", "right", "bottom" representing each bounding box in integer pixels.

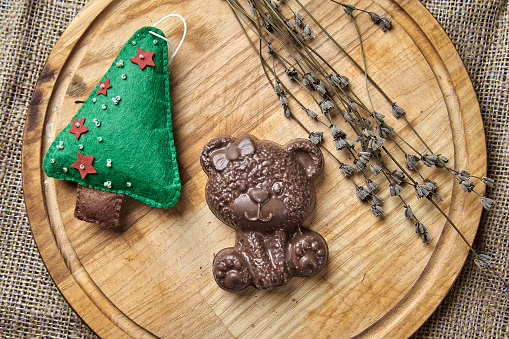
[{"left": 74, "top": 184, "right": 124, "bottom": 228}]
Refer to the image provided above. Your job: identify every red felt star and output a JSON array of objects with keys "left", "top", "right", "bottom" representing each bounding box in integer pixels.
[
  {"left": 129, "top": 48, "right": 155, "bottom": 70},
  {"left": 96, "top": 78, "right": 112, "bottom": 96},
  {"left": 69, "top": 117, "right": 88, "bottom": 140},
  {"left": 71, "top": 152, "right": 97, "bottom": 179}
]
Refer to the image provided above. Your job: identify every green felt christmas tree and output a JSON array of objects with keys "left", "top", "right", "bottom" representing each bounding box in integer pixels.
[{"left": 43, "top": 26, "right": 181, "bottom": 227}]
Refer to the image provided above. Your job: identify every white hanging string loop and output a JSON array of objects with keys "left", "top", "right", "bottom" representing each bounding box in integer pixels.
[{"left": 149, "top": 14, "right": 187, "bottom": 65}]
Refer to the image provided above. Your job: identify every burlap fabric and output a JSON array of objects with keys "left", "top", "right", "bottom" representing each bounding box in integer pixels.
[{"left": 0, "top": 0, "right": 507, "bottom": 337}]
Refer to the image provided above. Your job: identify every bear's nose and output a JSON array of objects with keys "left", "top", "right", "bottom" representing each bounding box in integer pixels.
[{"left": 248, "top": 188, "right": 270, "bottom": 204}]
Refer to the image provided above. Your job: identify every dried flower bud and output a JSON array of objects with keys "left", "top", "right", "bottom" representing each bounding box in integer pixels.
[
  {"left": 308, "top": 131, "right": 323, "bottom": 145},
  {"left": 481, "top": 177, "right": 495, "bottom": 188},
  {"left": 343, "top": 110, "right": 354, "bottom": 123},
  {"left": 331, "top": 125, "right": 346, "bottom": 140},
  {"left": 361, "top": 117, "right": 372, "bottom": 128},
  {"left": 263, "top": 13, "right": 275, "bottom": 31},
  {"left": 415, "top": 184, "right": 429, "bottom": 199},
  {"left": 368, "top": 137, "right": 385, "bottom": 151},
  {"left": 380, "top": 17, "right": 392, "bottom": 31},
  {"left": 390, "top": 183, "right": 403, "bottom": 196},
  {"left": 370, "top": 163, "right": 382, "bottom": 175},
  {"left": 267, "top": 43, "right": 275, "bottom": 56},
  {"left": 320, "top": 99, "right": 335, "bottom": 114},
  {"left": 362, "top": 129, "right": 376, "bottom": 138},
  {"left": 415, "top": 221, "right": 426, "bottom": 234},
  {"left": 303, "top": 73, "right": 318, "bottom": 86},
  {"left": 474, "top": 254, "right": 493, "bottom": 269},
  {"left": 338, "top": 74, "right": 350, "bottom": 87},
  {"left": 270, "top": 0, "right": 280, "bottom": 10},
  {"left": 274, "top": 79, "right": 284, "bottom": 95},
  {"left": 354, "top": 159, "right": 366, "bottom": 172},
  {"left": 368, "top": 11, "right": 380, "bottom": 24},
  {"left": 328, "top": 74, "right": 349, "bottom": 88},
  {"left": 314, "top": 81, "right": 327, "bottom": 97},
  {"left": 304, "top": 108, "right": 318, "bottom": 119},
  {"left": 372, "top": 194, "right": 384, "bottom": 205},
  {"left": 335, "top": 139, "right": 346, "bottom": 150},
  {"left": 421, "top": 154, "right": 437, "bottom": 167},
  {"left": 358, "top": 152, "right": 371, "bottom": 164},
  {"left": 340, "top": 163, "right": 354, "bottom": 178},
  {"left": 378, "top": 124, "right": 393, "bottom": 138},
  {"left": 303, "top": 24, "right": 314, "bottom": 38},
  {"left": 391, "top": 170, "right": 405, "bottom": 184},
  {"left": 422, "top": 233, "right": 431, "bottom": 244},
  {"left": 279, "top": 94, "right": 289, "bottom": 106},
  {"left": 457, "top": 170, "right": 471, "bottom": 182},
  {"left": 371, "top": 204, "right": 384, "bottom": 217},
  {"left": 284, "top": 18, "right": 297, "bottom": 32},
  {"left": 356, "top": 186, "right": 370, "bottom": 201},
  {"left": 423, "top": 178, "right": 437, "bottom": 191},
  {"left": 435, "top": 154, "right": 449, "bottom": 168},
  {"left": 405, "top": 154, "right": 420, "bottom": 170},
  {"left": 460, "top": 180, "right": 475, "bottom": 192},
  {"left": 283, "top": 105, "right": 291, "bottom": 118},
  {"left": 365, "top": 179, "right": 379, "bottom": 193},
  {"left": 371, "top": 111, "right": 385, "bottom": 125},
  {"left": 391, "top": 103, "right": 405, "bottom": 118},
  {"left": 285, "top": 67, "right": 298, "bottom": 81},
  {"left": 345, "top": 138, "right": 354, "bottom": 149},
  {"left": 481, "top": 196, "right": 495, "bottom": 210},
  {"left": 349, "top": 99, "right": 359, "bottom": 112},
  {"left": 342, "top": 4, "right": 356, "bottom": 16},
  {"left": 294, "top": 11, "right": 304, "bottom": 27},
  {"left": 404, "top": 205, "right": 414, "bottom": 219}
]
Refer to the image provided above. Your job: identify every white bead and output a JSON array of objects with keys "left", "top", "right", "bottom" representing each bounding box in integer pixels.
[
  {"left": 131, "top": 41, "right": 136, "bottom": 45},
  {"left": 126, "top": 182, "right": 132, "bottom": 187},
  {"left": 63, "top": 167, "right": 68, "bottom": 172},
  {"left": 121, "top": 74, "right": 127, "bottom": 80},
  {"left": 97, "top": 137, "right": 103, "bottom": 142},
  {"left": 92, "top": 98, "right": 97, "bottom": 103},
  {"left": 74, "top": 122, "right": 80, "bottom": 127},
  {"left": 78, "top": 144, "right": 83, "bottom": 150},
  {"left": 50, "top": 159, "right": 55, "bottom": 164},
  {"left": 102, "top": 104, "right": 107, "bottom": 110},
  {"left": 79, "top": 164, "right": 85, "bottom": 169}
]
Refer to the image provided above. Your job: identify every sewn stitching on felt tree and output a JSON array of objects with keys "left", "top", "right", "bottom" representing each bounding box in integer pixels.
[{"left": 43, "top": 26, "right": 181, "bottom": 226}]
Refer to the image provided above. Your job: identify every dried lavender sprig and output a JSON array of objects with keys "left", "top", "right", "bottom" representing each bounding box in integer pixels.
[
  {"left": 426, "top": 196, "right": 508, "bottom": 292},
  {"left": 249, "top": 0, "right": 388, "bottom": 137},
  {"left": 307, "top": 0, "right": 441, "bottom": 162},
  {"left": 244, "top": 0, "right": 361, "bottom": 121},
  {"left": 231, "top": 2, "right": 508, "bottom": 286},
  {"left": 349, "top": 12, "right": 375, "bottom": 113}
]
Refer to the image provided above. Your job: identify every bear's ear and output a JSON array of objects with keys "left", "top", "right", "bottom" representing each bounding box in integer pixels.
[
  {"left": 285, "top": 139, "right": 324, "bottom": 180},
  {"left": 200, "top": 136, "right": 235, "bottom": 175}
]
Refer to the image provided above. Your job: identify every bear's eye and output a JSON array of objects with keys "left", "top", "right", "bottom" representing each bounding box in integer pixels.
[{"left": 272, "top": 181, "right": 284, "bottom": 195}]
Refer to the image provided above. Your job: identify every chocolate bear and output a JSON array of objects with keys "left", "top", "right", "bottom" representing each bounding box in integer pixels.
[{"left": 201, "top": 134, "right": 328, "bottom": 291}]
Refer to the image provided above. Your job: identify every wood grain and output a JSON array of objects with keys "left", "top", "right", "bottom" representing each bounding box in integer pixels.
[{"left": 22, "top": 0, "right": 486, "bottom": 338}]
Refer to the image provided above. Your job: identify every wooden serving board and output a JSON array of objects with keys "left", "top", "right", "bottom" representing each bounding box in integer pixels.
[{"left": 22, "top": 0, "right": 486, "bottom": 338}]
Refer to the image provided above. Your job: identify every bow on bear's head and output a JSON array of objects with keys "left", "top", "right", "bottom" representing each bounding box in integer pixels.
[{"left": 209, "top": 135, "right": 256, "bottom": 171}]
